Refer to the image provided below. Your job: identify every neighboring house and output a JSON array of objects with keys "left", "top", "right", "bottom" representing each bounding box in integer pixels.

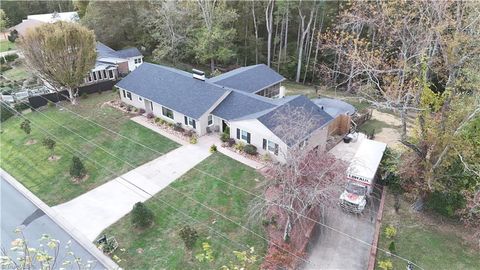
[
  {"left": 82, "top": 42, "right": 143, "bottom": 85},
  {"left": 10, "top": 12, "right": 79, "bottom": 37},
  {"left": 116, "top": 63, "right": 333, "bottom": 161}
]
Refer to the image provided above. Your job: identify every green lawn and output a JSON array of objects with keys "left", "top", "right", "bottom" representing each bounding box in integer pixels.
[
  {"left": 2, "top": 65, "right": 29, "bottom": 81},
  {"left": 358, "top": 119, "right": 396, "bottom": 135},
  {"left": 0, "top": 92, "right": 179, "bottom": 205},
  {"left": 0, "top": 40, "right": 16, "bottom": 52},
  {"left": 102, "top": 153, "right": 267, "bottom": 269},
  {"left": 376, "top": 192, "right": 480, "bottom": 270}
]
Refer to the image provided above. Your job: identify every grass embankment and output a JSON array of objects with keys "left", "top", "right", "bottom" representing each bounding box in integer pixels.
[
  {"left": 103, "top": 153, "right": 267, "bottom": 269},
  {"left": 376, "top": 192, "right": 480, "bottom": 270},
  {"left": 0, "top": 92, "right": 179, "bottom": 205}
]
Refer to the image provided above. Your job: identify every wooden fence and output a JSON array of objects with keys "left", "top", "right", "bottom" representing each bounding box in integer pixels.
[{"left": 328, "top": 114, "right": 351, "bottom": 136}]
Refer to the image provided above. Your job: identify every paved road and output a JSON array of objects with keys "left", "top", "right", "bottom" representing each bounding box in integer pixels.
[{"left": 1, "top": 176, "right": 107, "bottom": 269}]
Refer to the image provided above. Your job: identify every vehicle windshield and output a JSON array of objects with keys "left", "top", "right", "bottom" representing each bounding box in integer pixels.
[{"left": 346, "top": 182, "right": 366, "bottom": 196}]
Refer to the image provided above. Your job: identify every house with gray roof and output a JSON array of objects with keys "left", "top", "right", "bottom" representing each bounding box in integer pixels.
[
  {"left": 83, "top": 42, "right": 143, "bottom": 86},
  {"left": 116, "top": 62, "right": 334, "bottom": 161}
]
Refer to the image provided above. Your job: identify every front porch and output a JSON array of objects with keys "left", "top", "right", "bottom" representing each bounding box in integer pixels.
[{"left": 131, "top": 115, "right": 265, "bottom": 170}]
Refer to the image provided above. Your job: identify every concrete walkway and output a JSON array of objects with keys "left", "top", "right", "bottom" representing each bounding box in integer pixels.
[{"left": 53, "top": 141, "right": 211, "bottom": 241}]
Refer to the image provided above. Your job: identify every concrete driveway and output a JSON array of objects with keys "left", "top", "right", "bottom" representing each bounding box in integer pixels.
[
  {"left": 53, "top": 140, "right": 212, "bottom": 241},
  {"left": 304, "top": 133, "right": 380, "bottom": 270}
]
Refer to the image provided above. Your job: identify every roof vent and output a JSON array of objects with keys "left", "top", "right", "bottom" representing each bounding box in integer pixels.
[{"left": 192, "top": 69, "right": 205, "bottom": 81}]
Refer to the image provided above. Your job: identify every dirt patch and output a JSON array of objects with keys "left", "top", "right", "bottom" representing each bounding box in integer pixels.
[
  {"left": 47, "top": 155, "right": 61, "bottom": 161},
  {"left": 374, "top": 128, "right": 405, "bottom": 151},
  {"left": 25, "top": 139, "right": 37, "bottom": 145},
  {"left": 72, "top": 174, "right": 89, "bottom": 184}
]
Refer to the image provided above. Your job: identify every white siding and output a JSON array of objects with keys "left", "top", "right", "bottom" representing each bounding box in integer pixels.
[{"left": 127, "top": 56, "right": 144, "bottom": 71}]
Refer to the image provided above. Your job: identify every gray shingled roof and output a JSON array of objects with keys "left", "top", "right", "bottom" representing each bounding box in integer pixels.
[
  {"left": 116, "top": 62, "right": 228, "bottom": 119},
  {"left": 208, "top": 64, "right": 285, "bottom": 94},
  {"left": 96, "top": 42, "right": 142, "bottom": 59},
  {"left": 211, "top": 91, "right": 276, "bottom": 120},
  {"left": 257, "top": 95, "right": 333, "bottom": 146}
]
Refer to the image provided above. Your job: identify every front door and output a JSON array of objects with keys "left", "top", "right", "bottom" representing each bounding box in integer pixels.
[{"left": 144, "top": 99, "right": 153, "bottom": 114}]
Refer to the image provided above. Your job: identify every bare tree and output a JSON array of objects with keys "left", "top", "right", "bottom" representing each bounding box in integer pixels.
[
  {"left": 250, "top": 106, "right": 347, "bottom": 242},
  {"left": 251, "top": 0, "right": 259, "bottom": 64}
]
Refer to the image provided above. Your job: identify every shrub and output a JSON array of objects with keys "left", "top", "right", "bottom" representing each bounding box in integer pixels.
[
  {"left": 234, "top": 141, "right": 245, "bottom": 151},
  {"left": 70, "top": 156, "right": 87, "bottom": 179},
  {"left": 154, "top": 117, "right": 161, "bottom": 123},
  {"left": 227, "top": 138, "right": 235, "bottom": 147},
  {"left": 384, "top": 225, "right": 397, "bottom": 239},
  {"left": 173, "top": 122, "right": 184, "bottom": 132},
  {"left": 42, "top": 137, "right": 56, "bottom": 156},
  {"left": 20, "top": 119, "right": 31, "bottom": 135},
  {"left": 388, "top": 241, "right": 396, "bottom": 254},
  {"left": 377, "top": 259, "right": 393, "bottom": 270},
  {"left": 133, "top": 108, "right": 138, "bottom": 113},
  {"left": 262, "top": 153, "right": 271, "bottom": 162},
  {"left": 190, "top": 135, "right": 198, "bottom": 144},
  {"left": 426, "top": 191, "right": 465, "bottom": 218},
  {"left": 0, "top": 64, "right": 12, "bottom": 72},
  {"left": 146, "top": 112, "right": 154, "bottom": 119},
  {"left": 184, "top": 129, "right": 196, "bottom": 138},
  {"left": 4, "top": 53, "right": 18, "bottom": 62},
  {"left": 81, "top": 92, "right": 88, "bottom": 99},
  {"left": 14, "top": 102, "right": 30, "bottom": 112},
  {"left": 0, "top": 102, "right": 14, "bottom": 122},
  {"left": 179, "top": 225, "right": 198, "bottom": 249},
  {"left": 210, "top": 144, "right": 217, "bottom": 153},
  {"left": 47, "top": 101, "right": 55, "bottom": 108},
  {"left": 244, "top": 144, "right": 257, "bottom": 155},
  {"left": 131, "top": 202, "right": 154, "bottom": 229},
  {"left": 220, "top": 132, "right": 230, "bottom": 142},
  {"left": 126, "top": 105, "right": 132, "bottom": 112},
  {"left": 138, "top": 108, "right": 146, "bottom": 114},
  {"left": 167, "top": 122, "right": 174, "bottom": 127}
]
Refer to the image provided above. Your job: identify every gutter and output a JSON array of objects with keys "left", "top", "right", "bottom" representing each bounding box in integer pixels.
[{"left": 0, "top": 168, "right": 120, "bottom": 270}]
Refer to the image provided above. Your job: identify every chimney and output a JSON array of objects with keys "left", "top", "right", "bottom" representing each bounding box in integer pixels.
[{"left": 192, "top": 69, "right": 205, "bottom": 81}]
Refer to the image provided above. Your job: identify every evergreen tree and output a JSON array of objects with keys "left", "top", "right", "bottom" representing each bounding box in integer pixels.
[{"left": 70, "top": 156, "right": 87, "bottom": 178}]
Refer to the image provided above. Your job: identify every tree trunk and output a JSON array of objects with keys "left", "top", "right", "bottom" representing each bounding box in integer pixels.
[
  {"left": 210, "top": 58, "right": 215, "bottom": 73},
  {"left": 277, "top": 15, "right": 285, "bottom": 72},
  {"left": 68, "top": 88, "right": 77, "bottom": 105},
  {"left": 265, "top": 0, "right": 275, "bottom": 67},
  {"left": 303, "top": 6, "right": 319, "bottom": 84},
  {"left": 252, "top": 0, "right": 259, "bottom": 65},
  {"left": 295, "top": 7, "right": 315, "bottom": 83}
]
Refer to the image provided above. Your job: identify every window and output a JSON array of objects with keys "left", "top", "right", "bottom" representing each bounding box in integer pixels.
[
  {"left": 103, "top": 70, "right": 107, "bottom": 79},
  {"left": 122, "top": 90, "right": 126, "bottom": 98},
  {"left": 184, "top": 116, "right": 196, "bottom": 129},
  {"left": 134, "top": 58, "right": 142, "bottom": 64},
  {"left": 109, "top": 70, "right": 114, "bottom": 79},
  {"left": 92, "top": 72, "right": 97, "bottom": 81},
  {"left": 88, "top": 73, "right": 92, "bottom": 82},
  {"left": 208, "top": 115, "right": 213, "bottom": 126},
  {"left": 98, "top": 71, "right": 102, "bottom": 80},
  {"left": 162, "top": 106, "right": 174, "bottom": 119},
  {"left": 126, "top": 91, "right": 132, "bottom": 100},
  {"left": 236, "top": 128, "right": 250, "bottom": 143},
  {"left": 263, "top": 139, "right": 279, "bottom": 156},
  {"left": 138, "top": 96, "right": 143, "bottom": 101}
]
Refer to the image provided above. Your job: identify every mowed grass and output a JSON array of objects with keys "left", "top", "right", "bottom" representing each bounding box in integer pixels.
[
  {"left": 3, "top": 65, "right": 29, "bottom": 81},
  {"left": 0, "top": 92, "right": 179, "bottom": 205},
  {"left": 103, "top": 153, "right": 267, "bottom": 269},
  {"left": 0, "top": 40, "right": 16, "bottom": 52},
  {"left": 376, "top": 192, "right": 480, "bottom": 270}
]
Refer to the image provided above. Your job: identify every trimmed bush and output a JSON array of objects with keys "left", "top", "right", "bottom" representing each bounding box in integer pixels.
[
  {"left": 154, "top": 117, "right": 161, "bottom": 123},
  {"left": 227, "top": 138, "right": 235, "bottom": 147},
  {"left": 234, "top": 141, "right": 245, "bottom": 151},
  {"left": 20, "top": 120, "right": 31, "bottom": 135},
  {"left": 388, "top": 241, "right": 396, "bottom": 253},
  {"left": 47, "top": 101, "right": 55, "bottom": 108},
  {"left": 210, "top": 144, "right": 217, "bottom": 153},
  {"left": 42, "top": 137, "right": 56, "bottom": 156},
  {"left": 138, "top": 108, "right": 146, "bottom": 114},
  {"left": 384, "top": 225, "right": 397, "bottom": 239},
  {"left": 131, "top": 202, "right": 154, "bottom": 229},
  {"left": 4, "top": 53, "right": 19, "bottom": 62},
  {"left": 190, "top": 135, "right": 198, "bottom": 144},
  {"left": 220, "top": 132, "right": 230, "bottom": 142},
  {"left": 70, "top": 156, "right": 87, "bottom": 179},
  {"left": 13, "top": 102, "right": 30, "bottom": 112},
  {"left": 244, "top": 144, "right": 257, "bottom": 155},
  {"left": 173, "top": 122, "right": 184, "bottom": 132},
  {"left": 179, "top": 225, "right": 198, "bottom": 250},
  {"left": 146, "top": 112, "right": 154, "bottom": 119},
  {"left": 184, "top": 129, "right": 196, "bottom": 138},
  {"left": 378, "top": 260, "right": 393, "bottom": 270}
]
